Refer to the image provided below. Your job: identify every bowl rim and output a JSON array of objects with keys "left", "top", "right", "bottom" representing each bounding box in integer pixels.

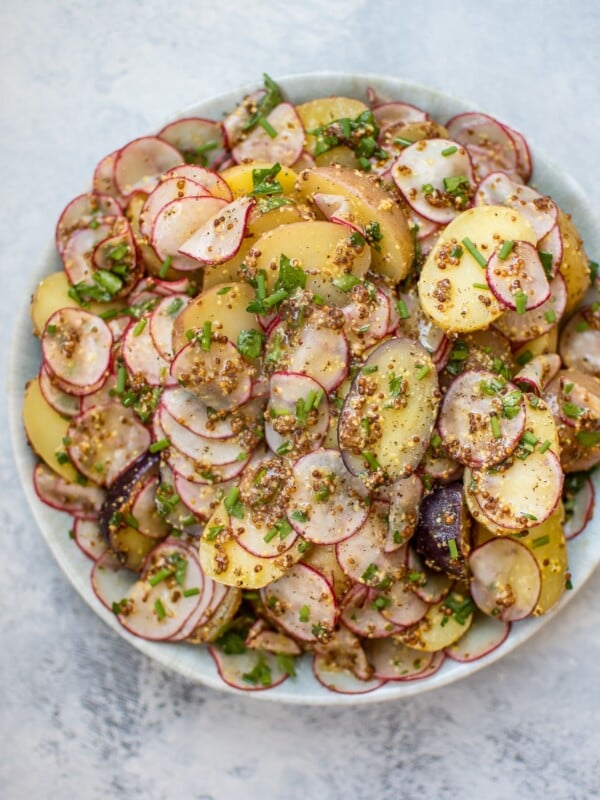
[{"left": 9, "top": 71, "right": 600, "bottom": 705}]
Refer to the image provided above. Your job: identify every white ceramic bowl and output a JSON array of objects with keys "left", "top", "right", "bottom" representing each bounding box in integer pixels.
[{"left": 9, "top": 73, "right": 600, "bottom": 705}]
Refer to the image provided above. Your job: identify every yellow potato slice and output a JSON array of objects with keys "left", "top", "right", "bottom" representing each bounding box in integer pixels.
[
  {"left": 187, "top": 587, "right": 242, "bottom": 643},
  {"left": 110, "top": 526, "right": 157, "bottom": 573},
  {"left": 418, "top": 206, "right": 537, "bottom": 334},
  {"left": 296, "top": 166, "right": 414, "bottom": 282},
  {"left": 23, "top": 377, "right": 78, "bottom": 482},
  {"left": 315, "top": 145, "right": 361, "bottom": 169},
  {"left": 557, "top": 209, "right": 591, "bottom": 313},
  {"left": 220, "top": 162, "right": 297, "bottom": 198},
  {"left": 395, "top": 592, "right": 474, "bottom": 652},
  {"left": 172, "top": 281, "right": 260, "bottom": 354},
  {"left": 513, "top": 326, "right": 559, "bottom": 363},
  {"left": 296, "top": 97, "right": 369, "bottom": 156}
]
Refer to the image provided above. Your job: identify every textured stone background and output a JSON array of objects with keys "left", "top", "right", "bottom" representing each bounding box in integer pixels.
[{"left": 2, "top": 1, "right": 600, "bottom": 798}]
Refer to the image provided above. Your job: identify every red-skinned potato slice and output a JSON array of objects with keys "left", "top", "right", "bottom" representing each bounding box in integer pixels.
[
  {"left": 208, "top": 647, "right": 289, "bottom": 692},
  {"left": 232, "top": 103, "right": 304, "bottom": 167},
  {"left": 494, "top": 274, "right": 567, "bottom": 343},
  {"left": 38, "top": 364, "right": 81, "bottom": 418},
  {"left": 260, "top": 562, "right": 338, "bottom": 643},
  {"left": 157, "top": 117, "right": 225, "bottom": 167},
  {"left": 164, "top": 164, "right": 233, "bottom": 201},
  {"left": 178, "top": 196, "right": 255, "bottom": 265},
  {"left": 439, "top": 369, "right": 526, "bottom": 468},
  {"left": 265, "top": 372, "right": 329, "bottom": 458},
  {"left": 67, "top": 403, "right": 151, "bottom": 487},
  {"left": 42, "top": 308, "right": 112, "bottom": 391},
  {"left": 122, "top": 315, "right": 175, "bottom": 387},
  {"left": 113, "top": 136, "right": 184, "bottom": 197},
  {"left": 391, "top": 138, "right": 475, "bottom": 224},
  {"left": 559, "top": 305, "right": 600, "bottom": 377},
  {"left": 56, "top": 192, "right": 123, "bottom": 253},
  {"left": 73, "top": 518, "right": 106, "bottom": 561},
  {"left": 33, "top": 461, "right": 105, "bottom": 518},
  {"left": 469, "top": 538, "right": 541, "bottom": 622},
  {"left": 475, "top": 171, "right": 557, "bottom": 240},
  {"left": 288, "top": 449, "right": 369, "bottom": 544},
  {"left": 445, "top": 610, "right": 511, "bottom": 662},
  {"left": 139, "top": 177, "right": 210, "bottom": 239},
  {"left": 151, "top": 195, "right": 227, "bottom": 272},
  {"left": 446, "top": 112, "right": 519, "bottom": 180},
  {"left": 486, "top": 240, "right": 550, "bottom": 311}
]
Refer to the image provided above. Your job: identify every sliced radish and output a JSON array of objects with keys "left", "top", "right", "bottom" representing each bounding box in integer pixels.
[
  {"left": 468, "top": 448, "right": 564, "bottom": 530},
  {"left": 391, "top": 138, "right": 475, "bottom": 224},
  {"left": 170, "top": 338, "right": 252, "bottom": 412},
  {"left": 292, "top": 150, "right": 316, "bottom": 171},
  {"left": 265, "top": 321, "right": 349, "bottom": 393},
  {"left": 113, "top": 136, "right": 184, "bottom": 197},
  {"left": 42, "top": 308, "right": 112, "bottom": 391},
  {"left": 46, "top": 367, "right": 109, "bottom": 399},
  {"left": 80, "top": 371, "right": 117, "bottom": 412},
  {"left": 91, "top": 549, "right": 135, "bottom": 610},
  {"left": 395, "top": 290, "right": 448, "bottom": 359},
  {"left": 33, "top": 462, "right": 106, "bottom": 518},
  {"left": 372, "top": 101, "right": 428, "bottom": 130},
  {"left": 406, "top": 548, "right": 453, "bottom": 604},
  {"left": 537, "top": 224, "right": 563, "bottom": 277},
  {"left": 178, "top": 196, "right": 255, "bottom": 265},
  {"left": 514, "top": 353, "right": 561, "bottom": 395},
  {"left": 379, "top": 579, "right": 429, "bottom": 627},
  {"left": 232, "top": 102, "right": 304, "bottom": 167},
  {"left": 558, "top": 372, "right": 600, "bottom": 429},
  {"left": 161, "top": 386, "right": 235, "bottom": 439},
  {"left": 311, "top": 193, "right": 359, "bottom": 231},
  {"left": 157, "top": 116, "right": 224, "bottom": 167},
  {"left": 61, "top": 223, "right": 115, "bottom": 285},
  {"left": 117, "top": 542, "right": 203, "bottom": 640},
  {"left": 559, "top": 307, "right": 600, "bottom": 376},
  {"left": 336, "top": 508, "right": 407, "bottom": 586},
  {"left": 265, "top": 372, "right": 329, "bottom": 457},
  {"left": 139, "top": 177, "right": 210, "bottom": 239},
  {"left": 168, "top": 573, "right": 216, "bottom": 642},
  {"left": 166, "top": 442, "right": 250, "bottom": 485},
  {"left": 445, "top": 610, "right": 511, "bottom": 662},
  {"left": 222, "top": 88, "right": 266, "bottom": 149},
  {"left": 288, "top": 449, "right": 369, "bottom": 544},
  {"left": 564, "top": 477, "right": 595, "bottom": 540},
  {"left": 364, "top": 638, "right": 433, "bottom": 681},
  {"left": 164, "top": 164, "right": 233, "bottom": 201},
  {"left": 92, "top": 223, "right": 139, "bottom": 297},
  {"left": 340, "top": 584, "right": 399, "bottom": 638},
  {"left": 73, "top": 518, "right": 106, "bottom": 560},
  {"left": 446, "top": 112, "right": 518, "bottom": 180},
  {"left": 149, "top": 294, "right": 191, "bottom": 362},
  {"left": 130, "top": 476, "right": 170, "bottom": 539},
  {"left": 312, "top": 652, "right": 384, "bottom": 694},
  {"left": 260, "top": 563, "right": 338, "bottom": 643},
  {"left": 93, "top": 151, "right": 121, "bottom": 198},
  {"left": 122, "top": 315, "right": 175, "bottom": 387},
  {"left": 151, "top": 195, "right": 227, "bottom": 272},
  {"left": 494, "top": 274, "right": 567, "bottom": 343},
  {"left": 208, "top": 647, "right": 289, "bottom": 691},
  {"left": 313, "top": 625, "right": 373, "bottom": 682},
  {"left": 38, "top": 364, "right": 81, "bottom": 418},
  {"left": 245, "top": 619, "right": 302, "bottom": 655},
  {"left": 67, "top": 403, "right": 151, "bottom": 487},
  {"left": 383, "top": 474, "right": 423, "bottom": 551},
  {"left": 56, "top": 192, "right": 123, "bottom": 253},
  {"left": 343, "top": 287, "right": 391, "bottom": 353},
  {"left": 439, "top": 370, "right": 526, "bottom": 468},
  {"left": 173, "top": 473, "right": 233, "bottom": 520},
  {"left": 475, "top": 171, "right": 558, "bottom": 240},
  {"left": 469, "top": 538, "right": 542, "bottom": 622},
  {"left": 504, "top": 124, "right": 532, "bottom": 182},
  {"left": 486, "top": 241, "right": 550, "bottom": 311},
  {"left": 158, "top": 406, "right": 244, "bottom": 466}
]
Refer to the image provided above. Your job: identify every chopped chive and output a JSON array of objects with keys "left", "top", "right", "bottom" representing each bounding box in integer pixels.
[
  {"left": 297, "top": 540, "right": 311, "bottom": 553},
  {"left": 98, "top": 308, "right": 119, "bottom": 320},
  {"left": 159, "top": 255, "right": 173, "bottom": 278},
  {"left": 216, "top": 286, "right": 232, "bottom": 295},
  {"left": 575, "top": 320, "right": 590, "bottom": 332},
  {"left": 299, "top": 605, "right": 310, "bottom": 623},
  {"left": 576, "top": 430, "right": 600, "bottom": 447},
  {"left": 258, "top": 116, "right": 277, "bottom": 138},
  {"left": 450, "top": 244, "right": 463, "bottom": 259},
  {"left": 167, "top": 297, "right": 184, "bottom": 315},
  {"left": 200, "top": 320, "right": 212, "bottom": 351},
  {"left": 523, "top": 431, "right": 539, "bottom": 446},
  {"left": 263, "top": 527, "right": 278, "bottom": 543},
  {"left": 562, "top": 402, "right": 583, "bottom": 419},
  {"left": 514, "top": 291, "right": 527, "bottom": 315},
  {"left": 361, "top": 450, "right": 381, "bottom": 471},
  {"left": 133, "top": 318, "right": 147, "bottom": 336},
  {"left": 396, "top": 299, "right": 410, "bottom": 319},
  {"left": 183, "top": 587, "right": 200, "bottom": 597},
  {"left": 263, "top": 288, "right": 289, "bottom": 309},
  {"left": 448, "top": 538, "right": 459, "bottom": 559},
  {"left": 566, "top": 577, "right": 573, "bottom": 590},
  {"left": 148, "top": 567, "right": 173, "bottom": 587},
  {"left": 532, "top": 534, "right": 550, "bottom": 549},
  {"left": 461, "top": 237, "right": 487, "bottom": 268},
  {"left": 291, "top": 509, "right": 307, "bottom": 522},
  {"left": 516, "top": 350, "right": 533, "bottom": 367},
  {"left": 125, "top": 513, "right": 139, "bottom": 529},
  {"left": 154, "top": 598, "right": 166, "bottom": 620},
  {"left": 332, "top": 273, "right": 360, "bottom": 292},
  {"left": 224, "top": 487, "right": 240, "bottom": 513},
  {"left": 472, "top": 283, "right": 490, "bottom": 290},
  {"left": 441, "top": 145, "right": 458, "bottom": 157},
  {"left": 417, "top": 365, "right": 430, "bottom": 381},
  {"left": 205, "top": 524, "right": 224, "bottom": 541},
  {"left": 394, "top": 137, "right": 413, "bottom": 147},
  {"left": 538, "top": 439, "right": 551, "bottom": 453},
  {"left": 544, "top": 309, "right": 557, "bottom": 323},
  {"left": 490, "top": 415, "right": 501, "bottom": 439},
  {"left": 276, "top": 440, "right": 293, "bottom": 455},
  {"left": 362, "top": 365, "right": 379, "bottom": 374},
  {"left": 498, "top": 240, "right": 515, "bottom": 260},
  {"left": 149, "top": 438, "right": 170, "bottom": 453},
  {"left": 115, "top": 364, "right": 127, "bottom": 395}
]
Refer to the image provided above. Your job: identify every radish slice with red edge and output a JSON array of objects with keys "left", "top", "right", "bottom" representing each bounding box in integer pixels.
[
  {"left": 92, "top": 221, "right": 138, "bottom": 291},
  {"left": 336, "top": 506, "right": 407, "bottom": 586},
  {"left": 288, "top": 449, "right": 369, "bottom": 544},
  {"left": 80, "top": 371, "right": 117, "bottom": 412},
  {"left": 312, "top": 654, "right": 385, "bottom": 694},
  {"left": 364, "top": 638, "right": 434, "bottom": 681},
  {"left": 161, "top": 386, "right": 237, "bottom": 439},
  {"left": 232, "top": 507, "right": 299, "bottom": 560},
  {"left": 151, "top": 195, "right": 227, "bottom": 272},
  {"left": 73, "top": 518, "right": 106, "bottom": 561},
  {"left": 67, "top": 403, "right": 151, "bottom": 487},
  {"left": 446, "top": 112, "right": 518, "bottom": 180},
  {"left": 514, "top": 353, "right": 561, "bottom": 395},
  {"left": 467, "top": 448, "right": 564, "bottom": 530},
  {"left": 469, "top": 538, "right": 542, "bottom": 622},
  {"left": 558, "top": 373, "right": 600, "bottom": 429},
  {"left": 149, "top": 294, "right": 191, "bottom": 362},
  {"left": 559, "top": 306, "right": 600, "bottom": 376},
  {"left": 265, "top": 371, "right": 329, "bottom": 457},
  {"left": 174, "top": 472, "right": 234, "bottom": 520},
  {"left": 164, "top": 164, "right": 233, "bottom": 201},
  {"left": 139, "top": 177, "right": 211, "bottom": 239},
  {"left": 166, "top": 441, "right": 251, "bottom": 485},
  {"left": 311, "top": 193, "right": 361, "bottom": 232},
  {"left": 169, "top": 574, "right": 215, "bottom": 642},
  {"left": 260, "top": 562, "right": 338, "bottom": 643},
  {"left": 47, "top": 367, "right": 110, "bottom": 399},
  {"left": 33, "top": 462, "right": 106, "bottom": 518},
  {"left": 475, "top": 171, "right": 558, "bottom": 240},
  {"left": 406, "top": 548, "right": 454, "bottom": 604},
  {"left": 380, "top": 474, "right": 423, "bottom": 551},
  {"left": 42, "top": 308, "right": 112, "bottom": 391},
  {"left": 91, "top": 549, "right": 136, "bottom": 610},
  {"left": 379, "top": 578, "right": 429, "bottom": 627},
  {"left": 564, "top": 477, "right": 595, "bottom": 540},
  {"left": 245, "top": 619, "right": 302, "bottom": 655},
  {"left": 292, "top": 150, "right": 316, "bottom": 171},
  {"left": 343, "top": 287, "right": 391, "bottom": 353},
  {"left": 122, "top": 314, "right": 175, "bottom": 387},
  {"left": 178, "top": 196, "right": 255, "bottom": 265},
  {"left": 93, "top": 151, "right": 121, "bottom": 199},
  {"left": 372, "top": 101, "right": 428, "bottom": 130},
  {"left": 117, "top": 542, "right": 204, "bottom": 640},
  {"left": 438, "top": 369, "right": 526, "bottom": 468},
  {"left": 445, "top": 610, "right": 511, "bottom": 662},
  {"left": 113, "top": 136, "right": 184, "bottom": 197},
  {"left": 170, "top": 338, "right": 252, "bottom": 412},
  {"left": 391, "top": 138, "right": 475, "bottom": 224},
  {"left": 395, "top": 290, "right": 448, "bottom": 357},
  {"left": 314, "top": 625, "right": 373, "bottom": 681},
  {"left": 61, "top": 223, "right": 115, "bottom": 285},
  {"left": 232, "top": 102, "right": 304, "bottom": 167},
  {"left": 56, "top": 192, "right": 123, "bottom": 253},
  {"left": 158, "top": 406, "right": 246, "bottom": 467},
  {"left": 157, "top": 116, "right": 225, "bottom": 167},
  {"left": 208, "top": 647, "right": 289, "bottom": 691},
  {"left": 504, "top": 124, "right": 532, "bottom": 182},
  {"left": 486, "top": 240, "right": 550, "bottom": 311},
  {"left": 222, "top": 88, "right": 266, "bottom": 149},
  {"left": 494, "top": 273, "right": 567, "bottom": 343},
  {"left": 38, "top": 364, "right": 81, "bottom": 418},
  {"left": 538, "top": 224, "right": 562, "bottom": 277},
  {"left": 130, "top": 476, "right": 170, "bottom": 539},
  {"left": 340, "top": 584, "right": 400, "bottom": 639}
]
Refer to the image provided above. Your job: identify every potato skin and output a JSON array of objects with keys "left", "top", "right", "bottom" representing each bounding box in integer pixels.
[
  {"left": 412, "top": 482, "right": 471, "bottom": 578},
  {"left": 23, "top": 377, "right": 78, "bottom": 483},
  {"left": 557, "top": 209, "right": 591, "bottom": 313}
]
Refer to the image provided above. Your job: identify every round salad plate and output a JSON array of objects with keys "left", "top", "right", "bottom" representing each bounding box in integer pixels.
[{"left": 9, "top": 73, "right": 600, "bottom": 705}]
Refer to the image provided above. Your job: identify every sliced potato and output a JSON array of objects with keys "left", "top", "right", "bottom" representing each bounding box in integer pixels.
[
  {"left": 296, "top": 97, "right": 369, "bottom": 156},
  {"left": 315, "top": 145, "right": 361, "bottom": 169},
  {"left": 557, "top": 209, "right": 590, "bottom": 313},
  {"left": 172, "top": 281, "right": 260, "bottom": 353},
  {"left": 220, "top": 161, "right": 297, "bottom": 198},
  {"left": 295, "top": 166, "right": 414, "bottom": 281},
  {"left": 395, "top": 591, "right": 474, "bottom": 652},
  {"left": 198, "top": 502, "right": 303, "bottom": 589},
  {"left": 188, "top": 587, "right": 242, "bottom": 643},
  {"left": 513, "top": 326, "right": 559, "bottom": 363},
  {"left": 418, "top": 206, "right": 537, "bottom": 334},
  {"left": 110, "top": 525, "right": 157, "bottom": 572},
  {"left": 23, "top": 377, "right": 78, "bottom": 482}
]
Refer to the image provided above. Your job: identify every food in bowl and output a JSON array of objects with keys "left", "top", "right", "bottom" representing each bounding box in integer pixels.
[{"left": 23, "top": 74, "right": 599, "bottom": 693}]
